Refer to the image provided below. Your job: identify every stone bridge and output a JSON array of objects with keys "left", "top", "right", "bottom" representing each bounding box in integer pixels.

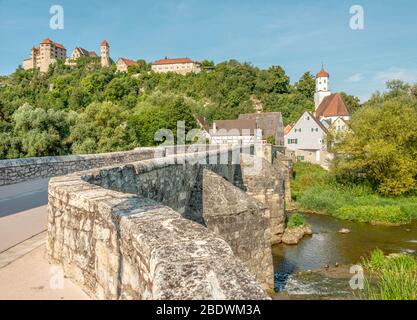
[{"left": 3, "top": 144, "right": 291, "bottom": 300}]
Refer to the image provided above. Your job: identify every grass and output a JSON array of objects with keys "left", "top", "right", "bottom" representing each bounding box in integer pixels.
[
  {"left": 361, "top": 249, "right": 417, "bottom": 300},
  {"left": 287, "top": 213, "right": 308, "bottom": 229},
  {"left": 291, "top": 162, "right": 417, "bottom": 225}
]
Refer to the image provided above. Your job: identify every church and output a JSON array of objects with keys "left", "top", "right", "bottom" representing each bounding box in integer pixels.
[{"left": 284, "top": 67, "right": 352, "bottom": 167}]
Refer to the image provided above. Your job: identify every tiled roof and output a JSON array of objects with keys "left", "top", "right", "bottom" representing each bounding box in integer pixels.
[
  {"left": 54, "top": 42, "right": 65, "bottom": 49},
  {"left": 153, "top": 57, "right": 194, "bottom": 65},
  {"left": 74, "top": 47, "right": 97, "bottom": 57},
  {"left": 41, "top": 38, "right": 53, "bottom": 45},
  {"left": 119, "top": 58, "right": 137, "bottom": 66},
  {"left": 315, "top": 93, "right": 351, "bottom": 118},
  {"left": 316, "top": 68, "right": 329, "bottom": 78},
  {"left": 238, "top": 112, "right": 283, "bottom": 140},
  {"left": 284, "top": 124, "right": 293, "bottom": 135},
  {"left": 75, "top": 47, "right": 89, "bottom": 55},
  {"left": 101, "top": 40, "right": 109, "bottom": 47},
  {"left": 40, "top": 38, "right": 66, "bottom": 50}
]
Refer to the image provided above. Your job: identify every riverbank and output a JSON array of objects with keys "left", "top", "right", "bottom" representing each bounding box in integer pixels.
[
  {"left": 272, "top": 212, "right": 417, "bottom": 299},
  {"left": 291, "top": 162, "right": 417, "bottom": 225}
]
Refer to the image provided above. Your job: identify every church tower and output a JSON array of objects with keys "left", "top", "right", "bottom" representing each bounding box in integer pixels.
[
  {"left": 100, "top": 40, "right": 111, "bottom": 67},
  {"left": 314, "top": 66, "right": 331, "bottom": 109}
]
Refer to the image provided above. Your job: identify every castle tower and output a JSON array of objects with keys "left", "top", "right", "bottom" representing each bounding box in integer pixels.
[
  {"left": 29, "top": 47, "right": 38, "bottom": 69},
  {"left": 100, "top": 40, "right": 111, "bottom": 67},
  {"left": 314, "top": 66, "right": 331, "bottom": 109},
  {"left": 39, "top": 38, "right": 54, "bottom": 72}
]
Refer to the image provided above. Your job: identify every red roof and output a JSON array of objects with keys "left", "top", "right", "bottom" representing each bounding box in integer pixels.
[
  {"left": 54, "top": 42, "right": 65, "bottom": 49},
  {"left": 284, "top": 124, "right": 293, "bottom": 135},
  {"left": 101, "top": 40, "right": 109, "bottom": 47},
  {"left": 316, "top": 68, "right": 329, "bottom": 78},
  {"left": 153, "top": 57, "right": 194, "bottom": 65},
  {"left": 119, "top": 58, "right": 137, "bottom": 66},
  {"left": 40, "top": 38, "right": 66, "bottom": 50},
  {"left": 41, "top": 38, "right": 53, "bottom": 45},
  {"left": 315, "top": 93, "right": 351, "bottom": 118}
]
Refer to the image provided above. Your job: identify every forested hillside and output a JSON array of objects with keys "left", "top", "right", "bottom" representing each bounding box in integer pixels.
[{"left": 0, "top": 57, "right": 359, "bottom": 159}]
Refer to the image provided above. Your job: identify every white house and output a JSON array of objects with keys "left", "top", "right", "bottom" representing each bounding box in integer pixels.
[
  {"left": 151, "top": 57, "right": 201, "bottom": 75},
  {"left": 210, "top": 119, "right": 261, "bottom": 145},
  {"left": 285, "top": 67, "right": 352, "bottom": 167},
  {"left": 285, "top": 111, "right": 329, "bottom": 163}
]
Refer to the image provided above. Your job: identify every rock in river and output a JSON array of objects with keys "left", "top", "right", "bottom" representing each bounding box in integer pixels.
[
  {"left": 338, "top": 228, "right": 351, "bottom": 234},
  {"left": 281, "top": 225, "right": 313, "bottom": 245}
]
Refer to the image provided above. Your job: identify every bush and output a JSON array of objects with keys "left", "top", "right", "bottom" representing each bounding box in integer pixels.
[
  {"left": 335, "top": 205, "right": 411, "bottom": 225},
  {"left": 287, "top": 213, "right": 307, "bottom": 229}
]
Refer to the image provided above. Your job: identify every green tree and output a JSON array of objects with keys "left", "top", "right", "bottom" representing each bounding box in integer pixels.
[
  {"left": 127, "top": 92, "right": 197, "bottom": 146},
  {"left": 294, "top": 72, "right": 315, "bottom": 100},
  {"left": 10, "top": 103, "right": 77, "bottom": 157},
  {"left": 340, "top": 92, "right": 361, "bottom": 113},
  {"left": 70, "top": 101, "right": 132, "bottom": 154},
  {"left": 332, "top": 95, "right": 417, "bottom": 196},
  {"left": 255, "top": 65, "right": 290, "bottom": 94}
]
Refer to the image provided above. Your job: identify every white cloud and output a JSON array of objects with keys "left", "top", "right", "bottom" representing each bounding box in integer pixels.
[
  {"left": 374, "top": 68, "right": 417, "bottom": 83},
  {"left": 345, "top": 73, "right": 364, "bottom": 82}
]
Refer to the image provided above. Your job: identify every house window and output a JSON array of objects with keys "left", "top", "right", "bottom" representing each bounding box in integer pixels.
[
  {"left": 297, "top": 155, "right": 305, "bottom": 161},
  {"left": 288, "top": 138, "right": 298, "bottom": 144}
]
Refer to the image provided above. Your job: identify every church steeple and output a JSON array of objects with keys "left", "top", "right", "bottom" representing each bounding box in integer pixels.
[{"left": 314, "top": 65, "right": 331, "bottom": 109}]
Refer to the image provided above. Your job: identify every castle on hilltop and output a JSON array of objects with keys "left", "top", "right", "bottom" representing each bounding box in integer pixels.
[
  {"left": 22, "top": 38, "right": 114, "bottom": 72},
  {"left": 22, "top": 38, "right": 202, "bottom": 74},
  {"left": 22, "top": 38, "right": 67, "bottom": 73}
]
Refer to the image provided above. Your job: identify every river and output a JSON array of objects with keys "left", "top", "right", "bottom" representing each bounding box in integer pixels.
[{"left": 272, "top": 213, "right": 417, "bottom": 299}]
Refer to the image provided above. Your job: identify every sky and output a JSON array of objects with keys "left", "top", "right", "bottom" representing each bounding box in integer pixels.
[{"left": 0, "top": 0, "right": 417, "bottom": 101}]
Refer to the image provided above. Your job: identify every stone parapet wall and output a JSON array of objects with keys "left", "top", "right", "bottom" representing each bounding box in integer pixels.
[
  {"left": 0, "top": 148, "right": 158, "bottom": 186},
  {"left": 46, "top": 145, "right": 291, "bottom": 299},
  {"left": 47, "top": 172, "right": 268, "bottom": 299}
]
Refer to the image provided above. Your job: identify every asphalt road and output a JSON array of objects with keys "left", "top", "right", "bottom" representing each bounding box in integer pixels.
[{"left": 0, "top": 179, "right": 49, "bottom": 252}]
